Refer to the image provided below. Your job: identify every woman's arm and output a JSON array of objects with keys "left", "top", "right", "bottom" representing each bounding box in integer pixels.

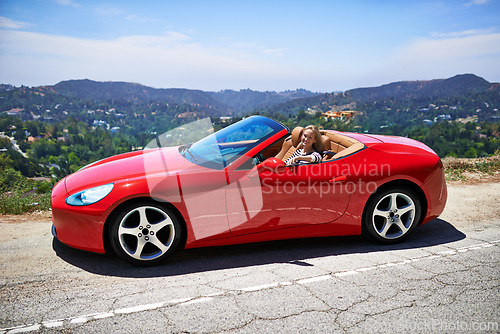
[
  {"left": 289, "top": 155, "right": 312, "bottom": 164},
  {"left": 288, "top": 152, "right": 321, "bottom": 164}
]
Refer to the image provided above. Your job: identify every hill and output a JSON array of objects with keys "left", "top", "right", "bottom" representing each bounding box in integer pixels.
[
  {"left": 208, "top": 89, "right": 319, "bottom": 114},
  {"left": 50, "top": 79, "right": 230, "bottom": 114},
  {"left": 4, "top": 74, "right": 496, "bottom": 118},
  {"left": 264, "top": 74, "right": 498, "bottom": 115},
  {"left": 347, "top": 74, "right": 493, "bottom": 102},
  {"left": 46, "top": 79, "right": 319, "bottom": 116}
]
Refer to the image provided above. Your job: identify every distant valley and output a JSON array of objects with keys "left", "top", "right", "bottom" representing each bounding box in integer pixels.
[{"left": 1, "top": 73, "right": 499, "bottom": 181}]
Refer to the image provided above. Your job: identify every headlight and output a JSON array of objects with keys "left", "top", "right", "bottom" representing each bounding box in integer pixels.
[{"left": 66, "top": 183, "right": 114, "bottom": 206}]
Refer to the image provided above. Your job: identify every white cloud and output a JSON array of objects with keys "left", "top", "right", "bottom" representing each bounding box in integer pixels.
[
  {"left": 430, "top": 28, "right": 496, "bottom": 38},
  {"left": 383, "top": 31, "right": 500, "bottom": 83},
  {"left": 0, "top": 17, "right": 29, "bottom": 29},
  {"left": 465, "top": 0, "right": 489, "bottom": 7},
  {"left": 93, "top": 5, "right": 164, "bottom": 25},
  {"left": 94, "top": 5, "right": 126, "bottom": 17},
  {"left": 55, "top": 0, "right": 80, "bottom": 8},
  {"left": 0, "top": 29, "right": 285, "bottom": 90},
  {"left": 261, "top": 48, "right": 286, "bottom": 56},
  {"left": 1, "top": 20, "right": 498, "bottom": 92}
]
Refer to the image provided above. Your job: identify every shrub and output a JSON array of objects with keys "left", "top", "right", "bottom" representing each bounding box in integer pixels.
[{"left": 0, "top": 168, "right": 53, "bottom": 214}]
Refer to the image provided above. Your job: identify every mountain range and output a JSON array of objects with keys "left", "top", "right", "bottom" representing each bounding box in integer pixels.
[
  {"left": 347, "top": 73, "right": 494, "bottom": 102},
  {"left": 2, "top": 74, "right": 498, "bottom": 116},
  {"left": 44, "top": 80, "right": 320, "bottom": 115}
]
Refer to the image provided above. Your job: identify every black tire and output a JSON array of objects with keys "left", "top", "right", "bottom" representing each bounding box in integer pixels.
[
  {"left": 109, "top": 201, "right": 182, "bottom": 266},
  {"left": 363, "top": 187, "right": 422, "bottom": 244}
]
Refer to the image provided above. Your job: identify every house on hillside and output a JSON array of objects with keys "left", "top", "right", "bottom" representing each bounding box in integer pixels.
[
  {"left": 322, "top": 110, "right": 356, "bottom": 121},
  {"left": 6, "top": 108, "right": 23, "bottom": 116}
]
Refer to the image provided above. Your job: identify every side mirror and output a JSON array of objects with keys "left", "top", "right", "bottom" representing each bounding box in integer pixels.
[{"left": 257, "top": 157, "right": 286, "bottom": 174}]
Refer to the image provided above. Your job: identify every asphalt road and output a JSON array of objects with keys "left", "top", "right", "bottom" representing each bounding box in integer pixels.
[{"left": 1, "top": 183, "right": 499, "bottom": 333}]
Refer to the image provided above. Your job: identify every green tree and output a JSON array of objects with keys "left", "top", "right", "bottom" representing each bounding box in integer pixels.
[{"left": 464, "top": 147, "right": 478, "bottom": 158}]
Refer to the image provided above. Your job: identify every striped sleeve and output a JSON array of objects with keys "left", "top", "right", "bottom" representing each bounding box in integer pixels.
[
  {"left": 284, "top": 149, "right": 322, "bottom": 164},
  {"left": 284, "top": 149, "right": 302, "bottom": 164},
  {"left": 310, "top": 151, "right": 322, "bottom": 163}
]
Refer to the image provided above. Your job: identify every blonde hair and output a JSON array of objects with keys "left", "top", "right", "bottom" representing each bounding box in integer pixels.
[{"left": 304, "top": 125, "right": 324, "bottom": 152}]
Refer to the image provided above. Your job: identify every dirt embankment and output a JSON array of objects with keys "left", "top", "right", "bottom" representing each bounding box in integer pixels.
[
  {"left": 443, "top": 155, "right": 500, "bottom": 185},
  {"left": 0, "top": 210, "right": 52, "bottom": 224}
]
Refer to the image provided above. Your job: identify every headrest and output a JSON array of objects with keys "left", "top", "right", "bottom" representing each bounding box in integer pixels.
[
  {"left": 321, "top": 135, "right": 331, "bottom": 151},
  {"left": 291, "top": 127, "right": 304, "bottom": 147}
]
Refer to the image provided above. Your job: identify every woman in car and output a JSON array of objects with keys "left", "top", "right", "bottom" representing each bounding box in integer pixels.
[{"left": 285, "top": 125, "right": 324, "bottom": 164}]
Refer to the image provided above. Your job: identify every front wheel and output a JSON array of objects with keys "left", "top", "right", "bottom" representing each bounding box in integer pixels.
[
  {"left": 109, "top": 201, "right": 182, "bottom": 266},
  {"left": 363, "top": 187, "right": 422, "bottom": 244}
]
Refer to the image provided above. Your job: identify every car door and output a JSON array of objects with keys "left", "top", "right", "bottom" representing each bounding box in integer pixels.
[{"left": 226, "top": 159, "right": 351, "bottom": 236}]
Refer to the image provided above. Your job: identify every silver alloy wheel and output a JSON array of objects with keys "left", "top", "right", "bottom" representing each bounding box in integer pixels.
[
  {"left": 371, "top": 192, "right": 416, "bottom": 240},
  {"left": 117, "top": 205, "right": 175, "bottom": 260}
]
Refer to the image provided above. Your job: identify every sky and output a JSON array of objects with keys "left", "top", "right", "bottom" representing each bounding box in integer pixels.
[{"left": 0, "top": 0, "right": 499, "bottom": 92}]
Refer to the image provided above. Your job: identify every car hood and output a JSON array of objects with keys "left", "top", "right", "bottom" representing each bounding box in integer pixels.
[{"left": 64, "top": 147, "right": 195, "bottom": 194}]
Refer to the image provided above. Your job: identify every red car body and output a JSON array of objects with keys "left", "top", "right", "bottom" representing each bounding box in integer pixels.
[{"left": 51, "top": 116, "right": 447, "bottom": 265}]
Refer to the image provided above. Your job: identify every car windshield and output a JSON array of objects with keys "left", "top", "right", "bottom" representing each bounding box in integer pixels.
[{"left": 180, "top": 116, "right": 286, "bottom": 169}]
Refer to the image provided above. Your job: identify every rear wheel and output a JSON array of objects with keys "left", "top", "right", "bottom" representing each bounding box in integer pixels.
[
  {"left": 109, "top": 201, "right": 182, "bottom": 266},
  {"left": 363, "top": 187, "right": 421, "bottom": 244}
]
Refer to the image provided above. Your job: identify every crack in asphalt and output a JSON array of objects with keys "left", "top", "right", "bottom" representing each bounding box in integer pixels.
[{"left": 1, "top": 239, "right": 499, "bottom": 333}]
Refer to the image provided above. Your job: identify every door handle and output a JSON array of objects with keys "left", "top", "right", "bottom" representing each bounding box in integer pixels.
[{"left": 329, "top": 175, "right": 347, "bottom": 183}]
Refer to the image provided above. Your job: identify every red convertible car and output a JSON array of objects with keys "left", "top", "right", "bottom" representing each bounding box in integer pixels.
[{"left": 51, "top": 116, "right": 447, "bottom": 265}]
